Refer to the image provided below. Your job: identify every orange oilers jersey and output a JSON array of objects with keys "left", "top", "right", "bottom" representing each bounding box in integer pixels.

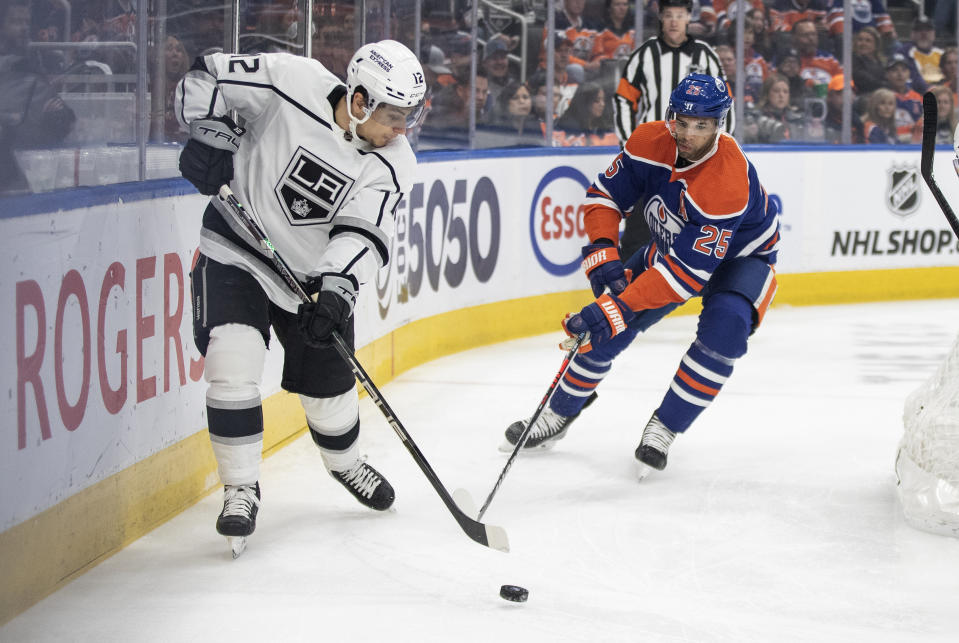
[
  {"left": 584, "top": 121, "right": 780, "bottom": 311},
  {"left": 768, "top": 0, "right": 829, "bottom": 32},
  {"left": 826, "top": 0, "right": 894, "bottom": 36},
  {"left": 591, "top": 28, "right": 635, "bottom": 62}
]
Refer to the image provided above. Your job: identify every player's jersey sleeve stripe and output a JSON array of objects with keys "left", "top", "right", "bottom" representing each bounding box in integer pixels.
[
  {"left": 330, "top": 215, "right": 391, "bottom": 266},
  {"left": 735, "top": 213, "right": 780, "bottom": 257},
  {"left": 754, "top": 269, "right": 777, "bottom": 327},
  {"left": 653, "top": 262, "right": 697, "bottom": 300},
  {"left": 217, "top": 79, "right": 333, "bottom": 130},
  {"left": 661, "top": 253, "right": 706, "bottom": 293},
  {"left": 339, "top": 247, "right": 369, "bottom": 275},
  {"left": 359, "top": 149, "right": 401, "bottom": 192}
]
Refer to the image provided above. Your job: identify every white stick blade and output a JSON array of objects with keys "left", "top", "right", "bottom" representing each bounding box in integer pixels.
[
  {"left": 452, "top": 488, "right": 478, "bottom": 518},
  {"left": 485, "top": 524, "right": 510, "bottom": 553}
]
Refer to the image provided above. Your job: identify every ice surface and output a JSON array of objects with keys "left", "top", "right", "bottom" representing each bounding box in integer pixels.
[{"left": 4, "top": 300, "right": 959, "bottom": 643}]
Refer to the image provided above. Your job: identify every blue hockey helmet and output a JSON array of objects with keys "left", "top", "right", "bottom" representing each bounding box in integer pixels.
[{"left": 666, "top": 73, "right": 733, "bottom": 127}]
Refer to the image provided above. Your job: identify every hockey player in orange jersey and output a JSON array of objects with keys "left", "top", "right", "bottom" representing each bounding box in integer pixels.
[{"left": 504, "top": 73, "right": 780, "bottom": 480}]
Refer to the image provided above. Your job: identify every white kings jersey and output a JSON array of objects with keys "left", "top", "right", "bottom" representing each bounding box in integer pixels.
[{"left": 175, "top": 52, "right": 416, "bottom": 312}]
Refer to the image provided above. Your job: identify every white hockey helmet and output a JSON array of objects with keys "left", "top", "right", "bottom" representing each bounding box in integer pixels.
[{"left": 346, "top": 39, "right": 427, "bottom": 136}]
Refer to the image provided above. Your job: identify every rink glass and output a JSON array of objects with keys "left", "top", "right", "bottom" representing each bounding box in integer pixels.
[{"left": 2, "top": 0, "right": 958, "bottom": 195}]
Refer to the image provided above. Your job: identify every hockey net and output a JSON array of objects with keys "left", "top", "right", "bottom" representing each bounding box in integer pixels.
[{"left": 896, "top": 331, "right": 959, "bottom": 537}]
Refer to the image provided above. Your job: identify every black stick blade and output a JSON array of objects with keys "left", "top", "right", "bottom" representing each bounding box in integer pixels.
[
  {"left": 918, "top": 92, "right": 959, "bottom": 239},
  {"left": 921, "top": 92, "right": 938, "bottom": 180}
]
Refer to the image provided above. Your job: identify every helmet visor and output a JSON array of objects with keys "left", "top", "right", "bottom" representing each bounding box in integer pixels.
[{"left": 370, "top": 100, "right": 426, "bottom": 130}]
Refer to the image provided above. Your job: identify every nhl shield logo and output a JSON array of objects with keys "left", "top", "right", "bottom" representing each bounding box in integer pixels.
[
  {"left": 275, "top": 147, "right": 354, "bottom": 226},
  {"left": 885, "top": 165, "right": 921, "bottom": 217}
]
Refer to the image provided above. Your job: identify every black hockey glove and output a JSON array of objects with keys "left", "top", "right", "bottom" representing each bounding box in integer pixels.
[
  {"left": 297, "top": 274, "right": 358, "bottom": 348},
  {"left": 178, "top": 116, "right": 245, "bottom": 195}
]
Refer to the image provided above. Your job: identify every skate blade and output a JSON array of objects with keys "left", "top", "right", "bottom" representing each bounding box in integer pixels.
[
  {"left": 227, "top": 536, "right": 247, "bottom": 558},
  {"left": 635, "top": 461, "right": 654, "bottom": 482},
  {"left": 498, "top": 439, "right": 557, "bottom": 453}
]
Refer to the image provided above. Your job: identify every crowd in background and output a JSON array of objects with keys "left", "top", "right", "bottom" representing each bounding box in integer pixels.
[{"left": 2, "top": 0, "right": 959, "bottom": 194}]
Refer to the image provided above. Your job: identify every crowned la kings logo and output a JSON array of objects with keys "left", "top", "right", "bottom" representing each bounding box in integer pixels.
[
  {"left": 275, "top": 147, "right": 354, "bottom": 225},
  {"left": 885, "top": 164, "right": 921, "bottom": 217}
]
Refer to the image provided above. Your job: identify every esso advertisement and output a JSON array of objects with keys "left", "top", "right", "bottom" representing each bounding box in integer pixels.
[{"left": 530, "top": 166, "right": 593, "bottom": 276}]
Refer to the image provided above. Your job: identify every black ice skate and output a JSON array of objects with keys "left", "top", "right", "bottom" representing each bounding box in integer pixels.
[
  {"left": 501, "top": 392, "right": 597, "bottom": 452},
  {"left": 216, "top": 482, "right": 261, "bottom": 558},
  {"left": 331, "top": 457, "right": 395, "bottom": 511},
  {"left": 635, "top": 414, "right": 676, "bottom": 480}
]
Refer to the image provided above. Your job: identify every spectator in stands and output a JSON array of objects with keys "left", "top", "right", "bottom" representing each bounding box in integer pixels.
[
  {"left": 900, "top": 18, "right": 944, "bottom": 86},
  {"left": 312, "top": 25, "right": 352, "bottom": 81},
  {"left": 555, "top": 81, "right": 618, "bottom": 145},
  {"left": 768, "top": 0, "right": 828, "bottom": 35},
  {"left": 745, "top": 6, "right": 774, "bottom": 60},
  {"left": 822, "top": 74, "right": 862, "bottom": 144},
  {"left": 167, "top": 0, "right": 225, "bottom": 59},
  {"left": 554, "top": 0, "right": 603, "bottom": 77},
  {"left": 424, "top": 68, "right": 491, "bottom": 133},
  {"left": 437, "top": 33, "right": 473, "bottom": 87},
  {"left": 882, "top": 53, "right": 923, "bottom": 144},
  {"left": 852, "top": 26, "right": 887, "bottom": 95},
  {"left": 932, "top": 0, "right": 956, "bottom": 42},
  {"left": 750, "top": 72, "right": 808, "bottom": 142},
  {"left": 861, "top": 87, "right": 897, "bottom": 144},
  {"left": 529, "top": 73, "right": 559, "bottom": 122},
  {"left": 826, "top": 0, "right": 895, "bottom": 52},
  {"left": 791, "top": 18, "right": 841, "bottom": 98},
  {"left": 0, "top": 0, "right": 75, "bottom": 194},
  {"left": 717, "top": 42, "right": 765, "bottom": 107},
  {"left": 930, "top": 84, "right": 958, "bottom": 146},
  {"left": 536, "top": 34, "right": 582, "bottom": 118},
  {"left": 154, "top": 35, "right": 191, "bottom": 143},
  {"left": 488, "top": 80, "right": 544, "bottom": 145},
  {"left": 939, "top": 47, "right": 958, "bottom": 107},
  {"left": 482, "top": 37, "right": 514, "bottom": 105},
  {"left": 714, "top": 0, "right": 763, "bottom": 37},
  {"left": 591, "top": 0, "right": 636, "bottom": 64},
  {"left": 687, "top": 0, "right": 717, "bottom": 40},
  {"left": 773, "top": 48, "right": 812, "bottom": 107},
  {"left": 725, "top": 24, "right": 771, "bottom": 103}
]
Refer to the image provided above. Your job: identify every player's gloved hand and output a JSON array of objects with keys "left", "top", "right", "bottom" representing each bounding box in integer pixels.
[
  {"left": 297, "top": 273, "right": 358, "bottom": 347},
  {"left": 562, "top": 293, "right": 634, "bottom": 351},
  {"left": 581, "top": 241, "right": 628, "bottom": 297},
  {"left": 178, "top": 116, "right": 245, "bottom": 195}
]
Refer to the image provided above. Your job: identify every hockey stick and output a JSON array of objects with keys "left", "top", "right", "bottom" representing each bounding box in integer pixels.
[
  {"left": 921, "top": 92, "right": 959, "bottom": 239},
  {"left": 474, "top": 332, "right": 587, "bottom": 520},
  {"left": 216, "top": 186, "right": 510, "bottom": 553}
]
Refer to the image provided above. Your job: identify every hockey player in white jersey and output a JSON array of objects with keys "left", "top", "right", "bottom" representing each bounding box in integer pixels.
[{"left": 175, "top": 40, "right": 426, "bottom": 555}]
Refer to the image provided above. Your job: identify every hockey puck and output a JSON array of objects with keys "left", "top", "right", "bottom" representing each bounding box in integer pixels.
[{"left": 499, "top": 585, "right": 529, "bottom": 602}]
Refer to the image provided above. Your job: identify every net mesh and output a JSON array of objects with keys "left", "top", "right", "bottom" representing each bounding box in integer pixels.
[{"left": 896, "top": 331, "right": 959, "bottom": 537}]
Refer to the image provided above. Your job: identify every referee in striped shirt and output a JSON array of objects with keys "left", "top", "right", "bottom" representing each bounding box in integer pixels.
[{"left": 612, "top": 0, "right": 733, "bottom": 146}]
